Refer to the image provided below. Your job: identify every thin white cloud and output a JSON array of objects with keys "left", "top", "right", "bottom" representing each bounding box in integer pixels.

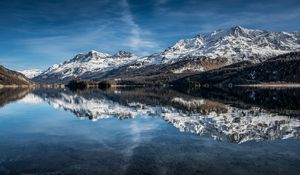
[
  {"left": 12, "top": 0, "right": 160, "bottom": 69},
  {"left": 157, "top": 0, "right": 168, "bottom": 5},
  {"left": 121, "top": 0, "right": 159, "bottom": 54}
]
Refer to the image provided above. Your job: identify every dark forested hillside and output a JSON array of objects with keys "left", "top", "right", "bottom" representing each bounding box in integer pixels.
[{"left": 172, "top": 52, "right": 300, "bottom": 87}]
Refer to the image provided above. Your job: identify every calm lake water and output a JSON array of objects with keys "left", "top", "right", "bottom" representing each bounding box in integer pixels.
[{"left": 0, "top": 87, "right": 299, "bottom": 175}]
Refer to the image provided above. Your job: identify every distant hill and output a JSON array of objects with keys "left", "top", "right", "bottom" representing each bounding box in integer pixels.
[
  {"left": 172, "top": 52, "right": 300, "bottom": 87},
  {"left": 0, "top": 65, "right": 34, "bottom": 86}
]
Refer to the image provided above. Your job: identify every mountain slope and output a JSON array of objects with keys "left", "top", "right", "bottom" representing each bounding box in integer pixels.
[
  {"left": 162, "top": 26, "right": 300, "bottom": 64},
  {"left": 33, "top": 26, "right": 300, "bottom": 83},
  {"left": 172, "top": 52, "right": 300, "bottom": 87},
  {"left": 0, "top": 65, "right": 34, "bottom": 86},
  {"left": 33, "top": 50, "right": 159, "bottom": 83},
  {"left": 0, "top": 66, "right": 34, "bottom": 86}
]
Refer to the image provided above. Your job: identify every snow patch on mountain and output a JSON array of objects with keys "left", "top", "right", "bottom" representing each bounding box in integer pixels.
[
  {"left": 172, "top": 64, "right": 205, "bottom": 73},
  {"left": 36, "top": 50, "right": 161, "bottom": 82},
  {"left": 19, "top": 69, "right": 42, "bottom": 79}
]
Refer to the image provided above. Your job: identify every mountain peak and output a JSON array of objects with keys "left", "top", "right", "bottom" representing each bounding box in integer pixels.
[
  {"left": 229, "top": 26, "right": 247, "bottom": 36},
  {"left": 70, "top": 50, "right": 109, "bottom": 62},
  {"left": 114, "top": 51, "right": 133, "bottom": 57},
  {"left": 227, "top": 25, "right": 256, "bottom": 36},
  {"left": 210, "top": 26, "right": 253, "bottom": 38},
  {"left": 87, "top": 50, "right": 109, "bottom": 58},
  {"left": 232, "top": 25, "right": 245, "bottom": 30}
]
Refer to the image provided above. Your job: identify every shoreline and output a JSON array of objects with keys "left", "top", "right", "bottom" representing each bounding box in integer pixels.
[
  {"left": 236, "top": 83, "right": 300, "bottom": 88},
  {"left": 0, "top": 84, "right": 38, "bottom": 89},
  {"left": 2, "top": 83, "right": 300, "bottom": 89}
]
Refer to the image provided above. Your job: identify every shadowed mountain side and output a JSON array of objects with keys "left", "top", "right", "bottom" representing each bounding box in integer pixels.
[
  {"left": 89, "top": 56, "right": 228, "bottom": 81},
  {"left": 172, "top": 52, "right": 300, "bottom": 87},
  {"left": 34, "top": 56, "right": 228, "bottom": 85}
]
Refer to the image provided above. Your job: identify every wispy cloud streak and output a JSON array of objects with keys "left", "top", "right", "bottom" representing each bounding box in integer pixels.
[{"left": 121, "top": 0, "right": 158, "bottom": 54}]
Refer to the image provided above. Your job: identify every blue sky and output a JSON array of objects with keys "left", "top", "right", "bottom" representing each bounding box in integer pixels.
[{"left": 0, "top": 0, "right": 299, "bottom": 70}]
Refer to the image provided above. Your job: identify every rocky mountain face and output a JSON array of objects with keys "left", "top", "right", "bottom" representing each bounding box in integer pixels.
[
  {"left": 19, "top": 69, "right": 42, "bottom": 79},
  {"left": 172, "top": 52, "right": 300, "bottom": 87},
  {"left": 0, "top": 65, "right": 34, "bottom": 86},
  {"left": 83, "top": 55, "right": 228, "bottom": 86},
  {"left": 33, "top": 26, "right": 300, "bottom": 83}
]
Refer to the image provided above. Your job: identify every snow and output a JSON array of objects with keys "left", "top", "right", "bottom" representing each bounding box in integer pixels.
[
  {"left": 38, "top": 50, "right": 161, "bottom": 80},
  {"left": 172, "top": 64, "right": 205, "bottom": 73},
  {"left": 162, "top": 26, "right": 300, "bottom": 64},
  {"left": 19, "top": 69, "right": 42, "bottom": 78},
  {"left": 36, "top": 26, "right": 300, "bottom": 80}
]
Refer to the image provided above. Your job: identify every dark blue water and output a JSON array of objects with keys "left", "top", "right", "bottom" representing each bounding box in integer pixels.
[{"left": 0, "top": 88, "right": 299, "bottom": 175}]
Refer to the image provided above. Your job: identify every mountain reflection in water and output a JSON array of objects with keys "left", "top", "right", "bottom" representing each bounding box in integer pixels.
[{"left": 9, "top": 87, "right": 299, "bottom": 144}]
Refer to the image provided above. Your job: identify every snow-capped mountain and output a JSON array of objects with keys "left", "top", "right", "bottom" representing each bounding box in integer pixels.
[
  {"left": 162, "top": 26, "right": 300, "bottom": 64},
  {"left": 19, "top": 69, "right": 42, "bottom": 79},
  {"left": 33, "top": 26, "right": 300, "bottom": 83},
  {"left": 33, "top": 50, "right": 159, "bottom": 83}
]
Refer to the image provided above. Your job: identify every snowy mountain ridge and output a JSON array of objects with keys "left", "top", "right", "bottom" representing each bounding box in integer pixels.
[
  {"left": 162, "top": 26, "right": 300, "bottom": 64},
  {"left": 41, "top": 50, "right": 133, "bottom": 78},
  {"left": 33, "top": 26, "right": 300, "bottom": 82},
  {"left": 35, "top": 50, "right": 155, "bottom": 82}
]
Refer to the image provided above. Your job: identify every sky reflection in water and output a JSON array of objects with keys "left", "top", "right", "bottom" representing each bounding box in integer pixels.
[{"left": 0, "top": 88, "right": 299, "bottom": 175}]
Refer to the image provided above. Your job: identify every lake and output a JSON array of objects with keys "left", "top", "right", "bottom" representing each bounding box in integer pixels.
[{"left": 0, "top": 87, "right": 299, "bottom": 175}]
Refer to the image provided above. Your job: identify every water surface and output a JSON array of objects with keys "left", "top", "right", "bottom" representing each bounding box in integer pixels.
[{"left": 0, "top": 87, "right": 299, "bottom": 175}]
